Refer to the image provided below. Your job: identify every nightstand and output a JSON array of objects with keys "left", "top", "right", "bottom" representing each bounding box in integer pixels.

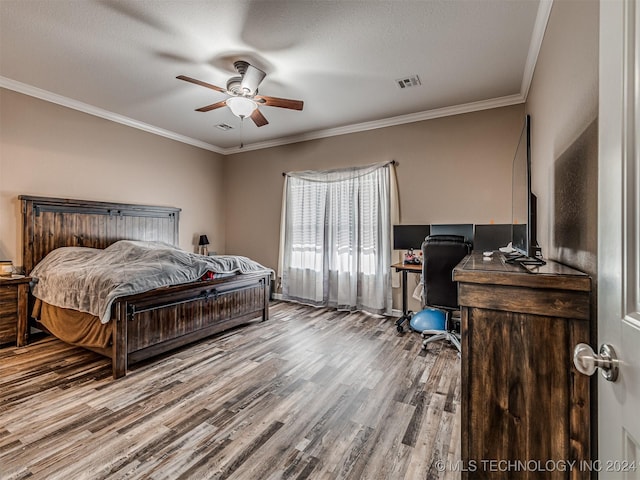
[{"left": 0, "top": 276, "right": 31, "bottom": 347}]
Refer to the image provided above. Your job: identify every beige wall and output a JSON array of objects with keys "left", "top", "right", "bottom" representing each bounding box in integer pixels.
[
  {"left": 526, "top": 0, "right": 598, "bottom": 276},
  {"left": 0, "top": 89, "right": 226, "bottom": 268},
  {"left": 1, "top": 87, "right": 528, "bottom": 313},
  {"left": 224, "top": 105, "right": 525, "bottom": 310}
]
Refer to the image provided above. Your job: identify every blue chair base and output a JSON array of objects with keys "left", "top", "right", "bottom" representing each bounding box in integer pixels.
[
  {"left": 411, "top": 307, "right": 462, "bottom": 354},
  {"left": 409, "top": 307, "right": 446, "bottom": 333}
]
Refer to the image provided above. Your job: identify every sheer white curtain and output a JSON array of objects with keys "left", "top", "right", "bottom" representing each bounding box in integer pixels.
[{"left": 279, "top": 162, "right": 396, "bottom": 315}]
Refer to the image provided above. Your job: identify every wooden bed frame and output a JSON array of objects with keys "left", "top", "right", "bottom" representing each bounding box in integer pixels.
[{"left": 20, "top": 195, "right": 270, "bottom": 379}]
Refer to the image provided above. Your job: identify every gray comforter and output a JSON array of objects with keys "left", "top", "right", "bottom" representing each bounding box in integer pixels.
[{"left": 30, "top": 240, "right": 272, "bottom": 324}]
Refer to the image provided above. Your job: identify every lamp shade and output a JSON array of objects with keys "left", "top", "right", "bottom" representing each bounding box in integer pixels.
[
  {"left": 198, "top": 235, "right": 209, "bottom": 246},
  {"left": 226, "top": 96, "right": 257, "bottom": 118}
]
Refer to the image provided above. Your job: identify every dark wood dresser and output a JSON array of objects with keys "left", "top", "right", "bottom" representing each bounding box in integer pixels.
[
  {"left": 453, "top": 252, "right": 591, "bottom": 479},
  {"left": 0, "top": 276, "right": 31, "bottom": 347}
]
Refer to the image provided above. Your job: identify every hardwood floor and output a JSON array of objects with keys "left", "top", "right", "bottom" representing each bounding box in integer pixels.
[{"left": 0, "top": 302, "right": 461, "bottom": 480}]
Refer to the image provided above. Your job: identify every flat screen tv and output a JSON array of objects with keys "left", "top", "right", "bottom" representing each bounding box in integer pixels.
[{"left": 510, "top": 115, "right": 544, "bottom": 265}]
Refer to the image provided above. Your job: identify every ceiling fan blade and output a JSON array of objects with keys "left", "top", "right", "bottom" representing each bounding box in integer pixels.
[
  {"left": 254, "top": 95, "right": 304, "bottom": 111},
  {"left": 240, "top": 65, "right": 266, "bottom": 96},
  {"left": 250, "top": 108, "right": 269, "bottom": 127},
  {"left": 177, "top": 75, "right": 226, "bottom": 93},
  {"left": 195, "top": 100, "right": 227, "bottom": 112}
]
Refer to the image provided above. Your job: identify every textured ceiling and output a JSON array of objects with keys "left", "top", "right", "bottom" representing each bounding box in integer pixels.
[{"left": 0, "top": 0, "right": 550, "bottom": 154}]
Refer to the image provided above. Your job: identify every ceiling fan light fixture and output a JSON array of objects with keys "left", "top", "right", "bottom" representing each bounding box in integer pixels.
[{"left": 226, "top": 96, "right": 257, "bottom": 118}]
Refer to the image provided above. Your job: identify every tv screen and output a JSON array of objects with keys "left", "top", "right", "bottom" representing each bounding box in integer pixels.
[
  {"left": 393, "top": 225, "right": 430, "bottom": 250},
  {"left": 511, "top": 115, "right": 543, "bottom": 264}
]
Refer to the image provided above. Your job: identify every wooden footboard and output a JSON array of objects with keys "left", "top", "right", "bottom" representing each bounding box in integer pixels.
[{"left": 111, "top": 272, "right": 270, "bottom": 378}]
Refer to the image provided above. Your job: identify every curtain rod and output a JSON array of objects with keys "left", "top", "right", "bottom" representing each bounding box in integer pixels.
[{"left": 282, "top": 160, "right": 398, "bottom": 176}]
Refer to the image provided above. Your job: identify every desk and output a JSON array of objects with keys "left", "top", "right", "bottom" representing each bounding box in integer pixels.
[{"left": 391, "top": 262, "right": 422, "bottom": 332}]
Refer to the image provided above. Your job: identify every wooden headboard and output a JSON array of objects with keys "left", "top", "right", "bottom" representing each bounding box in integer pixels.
[{"left": 20, "top": 196, "right": 181, "bottom": 274}]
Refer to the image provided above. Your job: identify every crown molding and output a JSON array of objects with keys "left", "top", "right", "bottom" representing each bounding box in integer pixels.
[
  {"left": 521, "top": 0, "right": 553, "bottom": 99},
  {"left": 222, "top": 93, "right": 526, "bottom": 154},
  {"left": 0, "top": 76, "right": 225, "bottom": 155}
]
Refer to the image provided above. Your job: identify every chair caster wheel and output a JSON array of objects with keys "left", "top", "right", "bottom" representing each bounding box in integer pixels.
[{"left": 396, "top": 325, "right": 404, "bottom": 333}]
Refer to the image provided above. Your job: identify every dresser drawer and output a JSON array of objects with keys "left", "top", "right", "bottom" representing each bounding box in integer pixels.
[
  {"left": 0, "top": 279, "right": 31, "bottom": 346},
  {"left": 0, "top": 285, "right": 18, "bottom": 316},
  {"left": 0, "top": 285, "right": 18, "bottom": 344},
  {"left": 0, "top": 314, "right": 17, "bottom": 344}
]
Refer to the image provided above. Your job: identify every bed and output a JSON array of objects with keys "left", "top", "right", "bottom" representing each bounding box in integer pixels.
[{"left": 20, "top": 195, "right": 271, "bottom": 379}]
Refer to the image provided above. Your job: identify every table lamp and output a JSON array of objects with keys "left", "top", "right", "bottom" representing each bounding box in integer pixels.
[{"left": 198, "top": 235, "right": 209, "bottom": 256}]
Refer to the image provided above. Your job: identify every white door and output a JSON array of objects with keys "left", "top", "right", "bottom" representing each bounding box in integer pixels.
[{"left": 596, "top": 0, "right": 640, "bottom": 477}]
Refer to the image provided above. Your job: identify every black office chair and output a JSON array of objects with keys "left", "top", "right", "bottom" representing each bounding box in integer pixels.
[{"left": 421, "top": 234, "right": 471, "bottom": 353}]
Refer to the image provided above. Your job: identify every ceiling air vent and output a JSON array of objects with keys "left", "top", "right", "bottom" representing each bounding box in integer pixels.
[
  {"left": 216, "top": 123, "right": 234, "bottom": 131},
  {"left": 395, "top": 75, "right": 421, "bottom": 89}
]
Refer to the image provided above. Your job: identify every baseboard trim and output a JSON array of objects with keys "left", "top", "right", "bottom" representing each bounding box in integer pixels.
[{"left": 272, "top": 293, "right": 402, "bottom": 318}]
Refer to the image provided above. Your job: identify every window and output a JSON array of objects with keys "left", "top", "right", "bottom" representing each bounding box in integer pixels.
[{"left": 279, "top": 162, "right": 395, "bottom": 315}]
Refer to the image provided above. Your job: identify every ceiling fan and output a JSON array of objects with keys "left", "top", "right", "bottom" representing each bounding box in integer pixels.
[{"left": 177, "top": 61, "right": 304, "bottom": 128}]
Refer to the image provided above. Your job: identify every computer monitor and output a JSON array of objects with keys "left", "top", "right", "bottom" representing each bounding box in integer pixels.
[
  {"left": 429, "top": 224, "right": 474, "bottom": 245},
  {"left": 393, "top": 225, "right": 431, "bottom": 250},
  {"left": 473, "top": 224, "right": 512, "bottom": 252}
]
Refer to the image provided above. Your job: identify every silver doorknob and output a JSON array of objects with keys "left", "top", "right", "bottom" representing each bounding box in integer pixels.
[{"left": 573, "top": 343, "right": 619, "bottom": 382}]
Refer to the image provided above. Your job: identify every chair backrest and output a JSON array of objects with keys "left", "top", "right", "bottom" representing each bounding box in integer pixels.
[{"left": 422, "top": 234, "right": 472, "bottom": 309}]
